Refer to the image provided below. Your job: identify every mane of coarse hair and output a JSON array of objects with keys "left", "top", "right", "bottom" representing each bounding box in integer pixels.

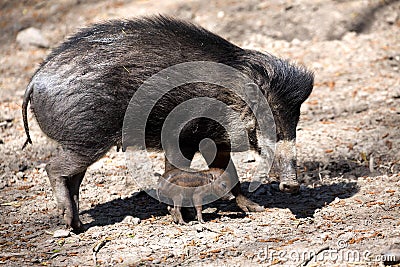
[
  {"left": 268, "top": 57, "right": 314, "bottom": 108},
  {"left": 239, "top": 50, "right": 314, "bottom": 108}
]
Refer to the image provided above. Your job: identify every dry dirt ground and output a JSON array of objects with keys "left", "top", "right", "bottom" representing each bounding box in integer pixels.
[{"left": 1, "top": 0, "right": 399, "bottom": 266}]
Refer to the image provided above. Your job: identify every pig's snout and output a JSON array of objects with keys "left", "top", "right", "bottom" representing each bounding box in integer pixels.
[
  {"left": 279, "top": 180, "right": 300, "bottom": 193},
  {"left": 274, "top": 140, "right": 300, "bottom": 194},
  {"left": 279, "top": 173, "right": 300, "bottom": 193}
]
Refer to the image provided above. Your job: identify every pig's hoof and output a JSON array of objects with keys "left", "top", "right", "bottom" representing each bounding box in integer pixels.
[
  {"left": 70, "top": 220, "right": 85, "bottom": 233},
  {"left": 195, "top": 214, "right": 205, "bottom": 224},
  {"left": 66, "top": 218, "right": 84, "bottom": 232},
  {"left": 63, "top": 212, "right": 84, "bottom": 232},
  {"left": 170, "top": 215, "right": 179, "bottom": 224},
  {"left": 236, "top": 195, "right": 264, "bottom": 212}
]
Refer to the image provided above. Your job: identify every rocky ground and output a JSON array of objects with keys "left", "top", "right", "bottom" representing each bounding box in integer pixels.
[{"left": 0, "top": 0, "right": 399, "bottom": 266}]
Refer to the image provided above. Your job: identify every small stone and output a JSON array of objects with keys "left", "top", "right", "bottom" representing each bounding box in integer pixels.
[
  {"left": 53, "top": 229, "right": 70, "bottom": 238},
  {"left": 141, "top": 247, "right": 153, "bottom": 257},
  {"left": 320, "top": 232, "right": 329, "bottom": 240},
  {"left": 331, "top": 197, "right": 341, "bottom": 204},
  {"left": 149, "top": 244, "right": 162, "bottom": 251},
  {"left": 122, "top": 215, "right": 141, "bottom": 225},
  {"left": 385, "top": 11, "right": 398, "bottom": 24},
  {"left": 232, "top": 240, "right": 242, "bottom": 247},
  {"left": 18, "top": 165, "right": 28, "bottom": 172},
  {"left": 195, "top": 224, "right": 204, "bottom": 232},
  {"left": 242, "top": 217, "right": 252, "bottom": 223},
  {"left": 35, "top": 163, "right": 46, "bottom": 169},
  {"left": 291, "top": 38, "right": 301, "bottom": 45},
  {"left": 31, "top": 258, "right": 41, "bottom": 263},
  {"left": 16, "top": 27, "right": 49, "bottom": 48},
  {"left": 244, "top": 154, "right": 255, "bottom": 163},
  {"left": 203, "top": 207, "right": 217, "bottom": 213}
]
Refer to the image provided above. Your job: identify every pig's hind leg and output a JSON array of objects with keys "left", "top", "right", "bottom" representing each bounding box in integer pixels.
[{"left": 45, "top": 149, "right": 93, "bottom": 231}]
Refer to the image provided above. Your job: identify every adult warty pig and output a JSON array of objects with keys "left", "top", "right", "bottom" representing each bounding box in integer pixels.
[
  {"left": 158, "top": 168, "right": 235, "bottom": 224},
  {"left": 22, "top": 16, "right": 314, "bottom": 231}
]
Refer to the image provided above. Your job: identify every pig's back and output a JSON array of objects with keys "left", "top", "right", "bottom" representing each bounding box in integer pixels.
[{"left": 29, "top": 16, "right": 244, "bottom": 157}]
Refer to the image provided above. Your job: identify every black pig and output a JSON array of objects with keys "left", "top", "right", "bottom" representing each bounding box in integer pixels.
[
  {"left": 158, "top": 168, "right": 235, "bottom": 224},
  {"left": 22, "top": 16, "right": 314, "bottom": 231}
]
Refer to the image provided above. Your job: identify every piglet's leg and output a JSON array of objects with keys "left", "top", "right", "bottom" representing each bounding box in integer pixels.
[
  {"left": 202, "top": 150, "right": 264, "bottom": 212},
  {"left": 192, "top": 191, "right": 204, "bottom": 223},
  {"left": 171, "top": 194, "right": 186, "bottom": 224}
]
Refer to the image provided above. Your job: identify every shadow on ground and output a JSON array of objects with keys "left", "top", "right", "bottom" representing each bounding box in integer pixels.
[
  {"left": 80, "top": 157, "right": 374, "bottom": 229},
  {"left": 328, "top": 0, "right": 400, "bottom": 40}
]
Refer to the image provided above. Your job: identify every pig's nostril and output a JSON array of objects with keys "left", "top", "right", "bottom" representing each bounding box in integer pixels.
[
  {"left": 280, "top": 182, "right": 291, "bottom": 191},
  {"left": 279, "top": 182, "right": 300, "bottom": 193}
]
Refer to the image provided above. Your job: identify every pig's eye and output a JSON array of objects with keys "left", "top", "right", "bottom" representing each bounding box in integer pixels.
[{"left": 220, "top": 182, "right": 227, "bottom": 189}]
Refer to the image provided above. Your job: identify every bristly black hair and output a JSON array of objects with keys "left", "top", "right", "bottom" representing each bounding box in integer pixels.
[
  {"left": 267, "top": 56, "right": 314, "bottom": 107},
  {"left": 41, "top": 15, "right": 313, "bottom": 110},
  {"left": 238, "top": 50, "right": 314, "bottom": 108},
  {"left": 24, "top": 15, "right": 313, "bottom": 156},
  {"left": 42, "top": 15, "right": 242, "bottom": 68}
]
